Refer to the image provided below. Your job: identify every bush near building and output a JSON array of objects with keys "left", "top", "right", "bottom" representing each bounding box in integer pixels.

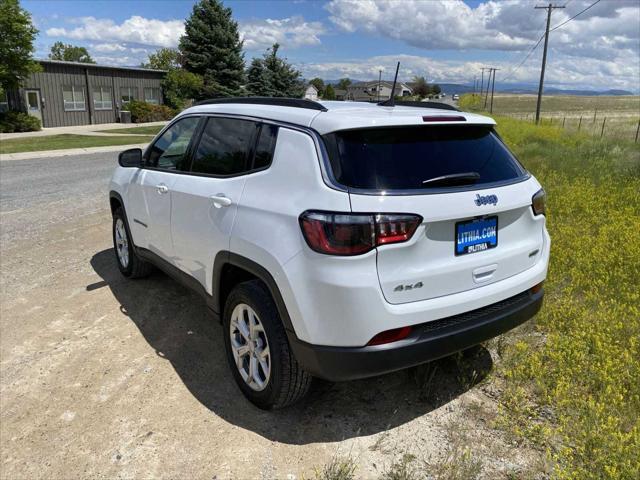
[
  {"left": 0, "top": 111, "right": 41, "bottom": 132},
  {"left": 126, "top": 100, "right": 175, "bottom": 123}
]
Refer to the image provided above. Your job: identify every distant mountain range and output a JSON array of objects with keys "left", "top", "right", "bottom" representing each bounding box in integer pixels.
[{"left": 324, "top": 79, "right": 635, "bottom": 96}]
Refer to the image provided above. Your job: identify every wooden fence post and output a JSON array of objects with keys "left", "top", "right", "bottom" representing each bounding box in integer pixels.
[
  {"left": 635, "top": 119, "right": 639, "bottom": 143},
  {"left": 600, "top": 117, "right": 606, "bottom": 138},
  {"left": 562, "top": 117, "right": 566, "bottom": 128},
  {"left": 578, "top": 116, "right": 582, "bottom": 131},
  {"left": 593, "top": 110, "right": 597, "bottom": 123}
]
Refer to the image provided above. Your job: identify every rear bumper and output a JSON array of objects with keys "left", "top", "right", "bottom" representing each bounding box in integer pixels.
[{"left": 290, "top": 288, "right": 543, "bottom": 381}]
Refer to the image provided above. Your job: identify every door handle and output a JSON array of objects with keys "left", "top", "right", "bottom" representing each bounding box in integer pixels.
[
  {"left": 156, "top": 184, "right": 169, "bottom": 194},
  {"left": 210, "top": 194, "right": 232, "bottom": 208}
]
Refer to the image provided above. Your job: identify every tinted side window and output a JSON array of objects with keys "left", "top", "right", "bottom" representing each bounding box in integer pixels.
[
  {"left": 253, "top": 124, "right": 278, "bottom": 170},
  {"left": 191, "top": 118, "right": 257, "bottom": 175},
  {"left": 147, "top": 117, "right": 200, "bottom": 170}
]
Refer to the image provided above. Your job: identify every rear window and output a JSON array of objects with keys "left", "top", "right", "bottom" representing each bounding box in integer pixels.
[{"left": 323, "top": 125, "right": 526, "bottom": 191}]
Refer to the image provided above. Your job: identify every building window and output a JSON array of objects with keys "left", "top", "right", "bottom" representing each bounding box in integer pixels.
[
  {"left": 63, "top": 86, "right": 85, "bottom": 111},
  {"left": 120, "top": 87, "right": 137, "bottom": 105},
  {"left": 0, "top": 91, "right": 8, "bottom": 112},
  {"left": 93, "top": 87, "right": 113, "bottom": 110},
  {"left": 144, "top": 87, "right": 160, "bottom": 105}
]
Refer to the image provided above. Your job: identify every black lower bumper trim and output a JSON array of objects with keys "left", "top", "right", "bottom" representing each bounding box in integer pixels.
[{"left": 289, "top": 289, "right": 543, "bottom": 382}]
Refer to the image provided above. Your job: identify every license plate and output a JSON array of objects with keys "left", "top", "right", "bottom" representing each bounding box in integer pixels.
[{"left": 455, "top": 216, "right": 498, "bottom": 255}]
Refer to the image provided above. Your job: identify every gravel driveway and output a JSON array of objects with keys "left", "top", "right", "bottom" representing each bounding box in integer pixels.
[{"left": 0, "top": 153, "right": 540, "bottom": 479}]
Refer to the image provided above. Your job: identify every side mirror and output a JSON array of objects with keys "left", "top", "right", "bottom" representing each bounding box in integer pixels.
[{"left": 118, "top": 148, "right": 143, "bottom": 168}]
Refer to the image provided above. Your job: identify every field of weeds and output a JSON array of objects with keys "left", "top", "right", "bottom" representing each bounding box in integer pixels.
[
  {"left": 460, "top": 93, "right": 640, "bottom": 142},
  {"left": 494, "top": 116, "right": 639, "bottom": 479},
  {"left": 314, "top": 113, "right": 639, "bottom": 480}
]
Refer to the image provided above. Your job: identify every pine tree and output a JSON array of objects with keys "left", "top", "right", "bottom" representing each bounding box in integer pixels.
[
  {"left": 262, "top": 44, "right": 303, "bottom": 98},
  {"left": 324, "top": 84, "right": 336, "bottom": 100},
  {"left": 245, "top": 58, "right": 273, "bottom": 97},
  {"left": 245, "top": 44, "right": 303, "bottom": 98},
  {"left": 179, "top": 0, "right": 245, "bottom": 97}
]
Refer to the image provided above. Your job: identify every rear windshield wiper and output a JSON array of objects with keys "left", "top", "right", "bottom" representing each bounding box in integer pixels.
[{"left": 422, "top": 172, "right": 480, "bottom": 187}]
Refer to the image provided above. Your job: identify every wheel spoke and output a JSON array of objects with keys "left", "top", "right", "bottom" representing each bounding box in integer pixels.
[{"left": 229, "top": 303, "right": 271, "bottom": 392}]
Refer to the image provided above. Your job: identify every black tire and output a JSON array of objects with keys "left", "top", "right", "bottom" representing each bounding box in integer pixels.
[
  {"left": 223, "top": 280, "right": 312, "bottom": 409},
  {"left": 112, "top": 207, "right": 153, "bottom": 279}
]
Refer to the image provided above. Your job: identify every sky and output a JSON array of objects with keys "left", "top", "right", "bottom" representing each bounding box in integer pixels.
[{"left": 23, "top": 0, "right": 640, "bottom": 92}]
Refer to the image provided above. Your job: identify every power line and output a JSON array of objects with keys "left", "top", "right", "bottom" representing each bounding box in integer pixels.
[
  {"left": 550, "top": 0, "right": 602, "bottom": 32},
  {"left": 502, "top": 32, "right": 546, "bottom": 82}
]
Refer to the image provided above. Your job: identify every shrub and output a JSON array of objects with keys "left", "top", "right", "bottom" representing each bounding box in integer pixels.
[
  {"left": 126, "top": 100, "right": 175, "bottom": 123},
  {"left": 0, "top": 111, "right": 41, "bottom": 133}
]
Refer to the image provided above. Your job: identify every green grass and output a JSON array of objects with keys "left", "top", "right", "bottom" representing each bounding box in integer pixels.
[
  {"left": 94, "top": 125, "right": 165, "bottom": 135},
  {"left": 0, "top": 134, "right": 153, "bottom": 154},
  {"left": 493, "top": 116, "right": 640, "bottom": 479}
]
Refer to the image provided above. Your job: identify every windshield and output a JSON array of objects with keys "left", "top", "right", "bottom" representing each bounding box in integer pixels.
[{"left": 323, "top": 125, "right": 526, "bottom": 191}]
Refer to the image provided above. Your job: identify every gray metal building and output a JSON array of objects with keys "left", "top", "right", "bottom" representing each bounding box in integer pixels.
[{"left": 3, "top": 60, "right": 166, "bottom": 128}]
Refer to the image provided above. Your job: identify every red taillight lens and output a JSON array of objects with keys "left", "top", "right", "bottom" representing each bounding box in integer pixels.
[
  {"left": 367, "top": 326, "right": 412, "bottom": 346},
  {"left": 532, "top": 188, "right": 546, "bottom": 216},
  {"left": 299, "top": 211, "right": 422, "bottom": 256}
]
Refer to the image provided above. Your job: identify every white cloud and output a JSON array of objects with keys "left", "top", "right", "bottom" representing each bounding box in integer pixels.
[
  {"left": 326, "top": 0, "right": 639, "bottom": 56},
  {"left": 46, "top": 16, "right": 185, "bottom": 48},
  {"left": 298, "top": 52, "right": 640, "bottom": 92},
  {"left": 239, "top": 16, "right": 326, "bottom": 50}
]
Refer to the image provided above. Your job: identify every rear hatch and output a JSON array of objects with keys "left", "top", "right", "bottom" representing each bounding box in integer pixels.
[{"left": 323, "top": 123, "right": 545, "bottom": 304}]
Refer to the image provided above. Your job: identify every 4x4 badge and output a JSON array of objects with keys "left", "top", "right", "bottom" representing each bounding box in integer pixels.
[{"left": 475, "top": 194, "right": 498, "bottom": 206}]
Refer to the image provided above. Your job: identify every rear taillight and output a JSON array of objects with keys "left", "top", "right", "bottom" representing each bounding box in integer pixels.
[
  {"left": 532, "top": 188, "right": 546, "bottom": 216},
  {"left": 299, "top": 211, "right": 422, "bottom": 256}
]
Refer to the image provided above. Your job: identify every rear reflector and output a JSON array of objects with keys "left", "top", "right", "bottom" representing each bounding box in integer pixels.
[
  {"left": 299, "top": 211, "right": 422, "bottom": 256},
  {"left": 530, "top": 282, "right": 544, "bottom": 294},
  {"left": 367, "top": 326, "right": 412, "bottom": 346},
  {"left": 422, "top": 115, "right": 466, "bottom": 122}
]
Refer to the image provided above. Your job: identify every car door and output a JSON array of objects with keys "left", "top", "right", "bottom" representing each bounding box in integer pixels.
[
  {"left": 170, "top": 117, "right": 272, "bottom": 293},
  {"left": 126, "top": 116, "right": 201, "bottom": 262}
]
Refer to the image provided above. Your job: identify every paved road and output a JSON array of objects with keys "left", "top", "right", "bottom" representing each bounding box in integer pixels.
[
  {"left": 0, "top": 153, "right": 538, "bottom": 479},
  {"left": 1, "top": 152, "right": 116, "bottom": 246}
]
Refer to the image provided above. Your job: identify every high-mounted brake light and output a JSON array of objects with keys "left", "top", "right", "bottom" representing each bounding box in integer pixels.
[
  {"left": 299, "top": 211, "right": 422, "bottom": 256},
  {"left": 422, "top": 115, "right": 466, "bottom": 122},
  {"left": 532, "top": 188, "right": 546, "bottom": 216}
]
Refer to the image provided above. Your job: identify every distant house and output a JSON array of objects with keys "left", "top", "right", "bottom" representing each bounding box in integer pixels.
[
  {"left": 303, "top": 84, "right": 319, "bottom": 101},
  {"left": 334, "top": 88, "right": 347, "bottom": 101},
  {"left": 2, "top": 59, "right": 166, "bottom": 127},
  {"left": 346, "top": 81, "right": 412, "bottom": 102}
]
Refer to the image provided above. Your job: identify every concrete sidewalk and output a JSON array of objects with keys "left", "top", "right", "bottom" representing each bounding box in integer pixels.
[
  {"left": 1, "top": 121, "right": 165, "bottom": 140},
  {"left": 0, "top": 143, "right": 149, "bottom": 161}
]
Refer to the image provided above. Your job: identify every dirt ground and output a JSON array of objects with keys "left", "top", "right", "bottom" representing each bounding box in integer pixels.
[{"left": 0, "top": 154, "right": 544, "bottom": 479}]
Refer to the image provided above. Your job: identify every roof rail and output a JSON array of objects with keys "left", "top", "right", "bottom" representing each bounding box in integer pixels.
[
  {"left": 195, "top": 96, "right": 328, "bottom": 112},
  {"left": 394, "top": 101, "right": 461, "bottom": 112}
]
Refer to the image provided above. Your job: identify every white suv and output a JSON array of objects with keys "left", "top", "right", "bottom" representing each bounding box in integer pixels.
[{"left": 109, "top": 98, "right": 550, "bottom": 409}]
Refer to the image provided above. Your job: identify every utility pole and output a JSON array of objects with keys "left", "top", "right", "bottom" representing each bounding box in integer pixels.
[
  {"left": 489, "top": 68, "right": 500, "bottom": 113},
  {"left": 377, "top": 69, "right": 382, "bottom": 102},
  {"left": 535, "top": 3, "right": 565, "bottom": 124},
  {"left": 480, "top": 68, "right": 488, "bottom": 102},
  {"left": 483, "top": 68, "right": 493, "bottom": 109}
]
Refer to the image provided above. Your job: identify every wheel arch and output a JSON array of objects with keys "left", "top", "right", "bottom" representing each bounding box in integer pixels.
[
  {"left": 109, "top": 190, "right": 125, "bottom": 214},
  {"left": 213, "top": 251, "right": 296, "bottom": 336}
]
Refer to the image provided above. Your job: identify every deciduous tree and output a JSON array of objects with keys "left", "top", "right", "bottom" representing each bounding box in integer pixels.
[
  {"left": 143, "top": 48, "right": 181, "bottom": 70},
  {"left": 49, "top": 42, "right": 95, "bottom": 63},
  {"left": 0, "top": 0, "right": 41, "bottom": 91}
]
